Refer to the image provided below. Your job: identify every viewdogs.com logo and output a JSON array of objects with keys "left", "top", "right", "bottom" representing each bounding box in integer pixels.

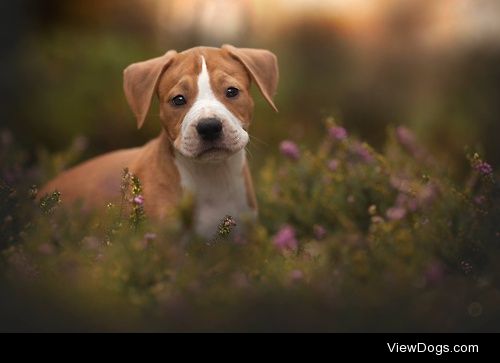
[{"left": 387, "top": 343, "right": 479, "bottom": 355}]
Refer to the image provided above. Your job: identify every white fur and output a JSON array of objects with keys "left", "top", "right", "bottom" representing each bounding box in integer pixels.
[
  {"left": 175, "top": 150, "right": 255, "bottom": 237},
  {"left": 174, "top": 56, "right": 254, "bottom": 237},
  {"left": 177, "top": 56, "right": 249, "bottom": 158}
]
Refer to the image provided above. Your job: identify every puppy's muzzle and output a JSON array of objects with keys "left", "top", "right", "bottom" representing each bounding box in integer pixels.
[{"left": 196, "top": 117, "right": 223, "bottom": 141}]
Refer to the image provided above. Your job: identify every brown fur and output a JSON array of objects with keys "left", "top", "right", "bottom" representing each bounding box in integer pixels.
[{"left": 39, "top": 45, "right": 278, "bottom": 221}]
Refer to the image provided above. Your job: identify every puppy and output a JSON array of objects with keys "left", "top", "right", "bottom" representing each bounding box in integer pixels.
[{"left": 39, "top": 45, "right": 279, "bottom": 237}]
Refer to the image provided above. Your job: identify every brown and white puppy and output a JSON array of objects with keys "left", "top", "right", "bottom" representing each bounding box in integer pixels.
[{"left": 39, "top": 45, "right": 279, "bottom": 237}]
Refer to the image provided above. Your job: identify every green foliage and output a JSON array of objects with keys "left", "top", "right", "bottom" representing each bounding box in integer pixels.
[
  {"left": 0, "top": 123, "right": 499, "bottom": 332},
  {"left": 120, "top": 168, "right": 146, "bottom": 231},
  {"left": 38, "top": 191, "right": 61, "bottom": 215}
]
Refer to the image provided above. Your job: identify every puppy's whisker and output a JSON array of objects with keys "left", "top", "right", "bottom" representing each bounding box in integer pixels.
[
  {"left": 245, "top": 145, "right": 254, "bottom": 160},
  {"left": 249, "top": 134, "right": 268, "bottom": 147},
  {"left": 246, "top": 139, "right": 261, "bottom": 153}
]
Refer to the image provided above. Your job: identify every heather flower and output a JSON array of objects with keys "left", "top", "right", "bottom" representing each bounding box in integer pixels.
[
  {"left": 124, "top": 171, "right": 145, "bottom": 229},
  {"left": 396, "top": 193, "right": 418, "bottom": 212},
  {"left": 141, "top": 233, "right": 157, "bottom": 248},
  {"left": 469, "top": 153, "right": 493, "bottom": 178},
  {"left": 424, "top": 261, "right": 445, "bottom": 285},
  {"left": 386, "top": 206, "right": 406, "bottom": 220},
  {"left": 396, "top": 126, "right": 416, "bottom": 148},
  {"left": 327, "top": 159, "right": 339, "bottom": 171},
  {"left": 273, "top": 225, "right": 298, "bottom": 251},
  {"left": 133, "top": 195, "right": 144, "bottom": 205},
  {"left": 474, "top": 161, "right": 493, "bottom": 176},
  {"left": 290, "top": 269, "right": 304, "bottom": 282},
  {"left": 352, "top": 143, "right": 374, "bottom": 163},
  {"left": 474, "top": 195, "right": 486, "bottom": 205},
  {"left": 329, "top": 126, "right": 347, "bottom": 140},
  {"left": 279, "top": 140, "right": 300, "bottom": 160},
  {"left": 144, "top": 233, "right": 157, "bottom": 241},
  {"left": 390, "top": 175, "right": 411, "bottom": 193},
  {"left": 417, "top": 183, "right": 439, "bottom": 207},
  {"left": 313, "top": 224, "right": 327, "bottom": 240}
]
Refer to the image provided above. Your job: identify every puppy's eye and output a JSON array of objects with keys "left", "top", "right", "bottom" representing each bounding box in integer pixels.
[
  {"left": 226, "top": 87, "right": 239, "bottom": 98},
  {"left": 171, "top": 95, "right": 187, "bottom": 106}
]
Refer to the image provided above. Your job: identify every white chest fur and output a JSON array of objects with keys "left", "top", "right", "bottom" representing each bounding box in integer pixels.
[{"left": 174, "top": 150, "right": 254, "bottom": 237}]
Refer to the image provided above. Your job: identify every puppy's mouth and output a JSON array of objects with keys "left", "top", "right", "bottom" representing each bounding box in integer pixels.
[
  {"left": 195, "top": 144, "right": 234, "bottom": 161},
  {"left": 175, "top": 125, "right": 249, "bottom": 161},
  {"left": 199, "top": 145, "right": 230, "bottom": 155}
]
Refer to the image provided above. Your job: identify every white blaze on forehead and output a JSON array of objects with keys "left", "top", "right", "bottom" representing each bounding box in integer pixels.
[
  {"left": 197, "top": 56, "right": 213, "bottom": 101},
  {"left": 181, "top": 56, "right": 243, "bottom": 133}
]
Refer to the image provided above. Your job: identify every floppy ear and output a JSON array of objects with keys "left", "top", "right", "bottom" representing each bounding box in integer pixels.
[
  {"left": 123, "top": 50, "right": 177, "bottom": 129},
  {"left": 222, "top": 44, "right": 279, "bottom": 112}
]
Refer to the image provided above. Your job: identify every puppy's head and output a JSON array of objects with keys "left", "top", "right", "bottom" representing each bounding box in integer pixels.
[{"left": 123, "top": 45, "right": 279, "bottom": 162}]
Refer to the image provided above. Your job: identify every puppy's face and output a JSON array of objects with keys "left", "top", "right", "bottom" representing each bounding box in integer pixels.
[
  {"left": 158, "top": 49, "right": 253, "bottom": 162},
  {"left": 123, "top": 45, "right": 278, "bottom": 163}
]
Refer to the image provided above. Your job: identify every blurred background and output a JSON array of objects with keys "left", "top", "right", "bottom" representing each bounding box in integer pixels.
[{"left": 2, "top": 0, "right": 500, "bottom": 178}]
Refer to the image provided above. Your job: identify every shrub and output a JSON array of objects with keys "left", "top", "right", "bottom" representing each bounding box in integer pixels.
[{"left": 0, "top": 121, "right": 499, "bottom": 332}]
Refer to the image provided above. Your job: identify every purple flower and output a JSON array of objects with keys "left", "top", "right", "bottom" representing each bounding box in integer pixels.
[
  {"left": 352, "top": 143, "right": 374, "bottom": 163},
  {"left": 133, "top": 195, "right": 144, "bottom": 205},
  {"left": 290, "top": 269, "right": 304, "bottom": 282},
  {"left": 474, "top": 161, "right": 493, "bottom": 176},
  {"left": 396, "top": 126, "right": 426, "bottom": 159},
  {"left": 386, "top": 206, "right": 406, "bottom": 221},
  {"left": 396, "top": 193, "right": 418, "bottom": 212},
  {"left": 417, "top": 183, "right": 439, "bottom": 207},
  {"left": 273, "top": 225, "right": 298, "bottom": 251},
  {"left": 327, "top": 159, "right": 339, "bottom": 171},
  {"left": 474, "top": 195, "right": 486, "bottom": 205},
  {"left": 279, "top": 140, "right": 300, "bottom": 161},
  {"left": 144, "top": 233, "right": 157, "bottom": 241},
  {"left": 396, "top": 126, "right": 416, "bottom": 147},
  {"left": 424, "top": 261, "right": 445, "bottom": 285},
  {"left": 313, "top": 224, "right": 327, "bottom": 240},
  {"left": 396, "top": 126, "right": 417, "bottom": 152},
  {"left": 329, "top": 126, "right": 347, "bottom": 140}
]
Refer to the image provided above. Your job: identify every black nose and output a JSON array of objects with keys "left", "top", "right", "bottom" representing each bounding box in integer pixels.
[{"left": 196, "top": 118, "right": 223, "bottom": 141}]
